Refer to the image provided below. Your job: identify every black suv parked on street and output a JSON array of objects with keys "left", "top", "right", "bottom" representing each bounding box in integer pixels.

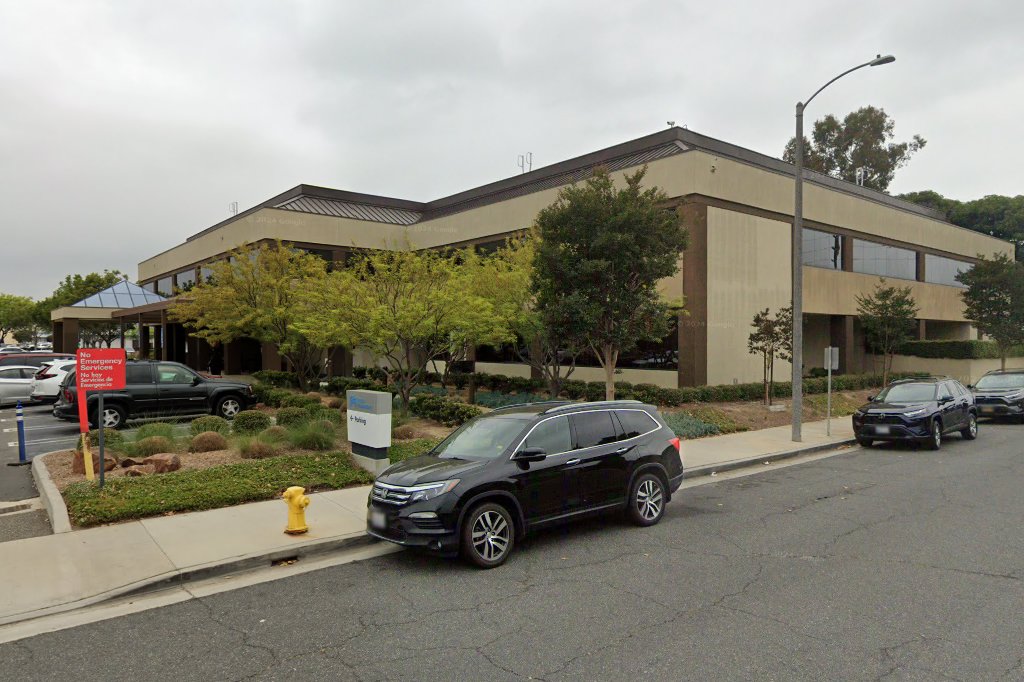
[
  {"left": 53, "top": 360, "right": 255, "bottom": 429},
  {"left": 367, "top": 400, "right": 684, "bottom": 568},
  {"left": 970, "top": 369, "right": 1024, "bottom": 422},
  {"left": 852, "top": 376, "right": 978, "bottom": 450}
]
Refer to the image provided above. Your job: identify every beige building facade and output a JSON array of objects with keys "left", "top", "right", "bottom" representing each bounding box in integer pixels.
[{"left": 122, "top": 128, "right": 1010, "bottom": 385}]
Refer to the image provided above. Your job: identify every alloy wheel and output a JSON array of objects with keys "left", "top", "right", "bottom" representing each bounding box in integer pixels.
[
  {"left": 102, "top": 409, "right": 121, "bottom": 429},
  {"left": 933, "top": 422, "right": 942, "bottom": 448},
  {"left": 969, "top": 416, "right": 977, "bottom": 438},
  {"left": 636, "top": 479, "right": 663, "bottom": 521},
  {"left": 220, "top": 399, "right": 241, "bottom": 418},
  {"left": 471, "top": 510, "right": 510, "bottom": 562}
]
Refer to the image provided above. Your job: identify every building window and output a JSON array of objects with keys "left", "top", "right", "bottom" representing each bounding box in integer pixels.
[
  {"left": 852, "top": 239, "right": 916, "bottom": 280},
  {"left": 200, "top": 266, "right": 214, "bottom": 284},
  {"left": 802, "top": 228, "right": 842, "bottom": 270},
  {"left": 175, "top": 269, "right": 196, "bottom": 293},
  {"left": 925, "top": 254, "right": 970, "bottom": 287},
  {"left": 144, "top": 281, "right": 158, "bottom": 294},
  {"left": 156, "top": 276, "right": 173, "bottom": 297}
]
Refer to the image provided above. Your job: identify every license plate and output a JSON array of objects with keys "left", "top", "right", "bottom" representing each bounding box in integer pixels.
[
  {"left": 874, "top": 425, "right": 891, "bottom": 435},
  {"left": 369, "top": 509, "right": 387, "bottom": 529},
  {"left": 979, "top": 406, "right": 995, "bottom": 413}
]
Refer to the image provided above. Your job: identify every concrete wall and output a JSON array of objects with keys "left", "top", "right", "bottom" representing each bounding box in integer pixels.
[
  {"left": 704, "top": 207, "right": 792, "bottom": 385},
  {"left": 803, "top": 267, "right": 971, "bottom": 321},
  {"left": 881, "top": 354, "right": 1024, "bottom": 386}
]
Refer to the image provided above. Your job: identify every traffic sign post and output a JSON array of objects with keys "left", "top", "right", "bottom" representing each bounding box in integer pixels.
[{"left": 76, "top": 349, "right": 127, "bottom": 488}]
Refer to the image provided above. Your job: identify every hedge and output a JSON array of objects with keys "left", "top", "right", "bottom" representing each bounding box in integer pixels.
[
  {"left": 189, "top": 416, "right": 231, "bottom": 436},
  {"left": 896, "top": 339, "right": 1024, "bottom": 360},
  {"left": 251, "top": 370, "right": 300, "bottom": 388},
  {"left": 233, "top": 410, "right": 272, "bottom": 434},
  {"left": 409, "top": 394, "right": 482, "bottom": 426}
]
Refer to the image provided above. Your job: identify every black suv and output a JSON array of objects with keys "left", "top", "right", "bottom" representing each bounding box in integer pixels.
[
  {"left": 852, "top": 376, "right": 978, "bottom": 450},
  {"left": 53, "top": 360, "right": 255, "bottom": 429},
  {"left": 367, "top": 400, "right": 684, "bottom": 568},
  {"left": 970, "top": 369, "right": 1024, "bottom": 422}
]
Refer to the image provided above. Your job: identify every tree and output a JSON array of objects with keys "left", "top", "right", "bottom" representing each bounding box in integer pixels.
[
  {"left": 956, "top": 253, "right": 1024, "bottom": 370},
  {"left": 295, "top": 247, "right": 517, "bottom": 413},
  {"left": 79, "top": 322, "right": 122, "bottom": 348},
  {"left": 170, "top": 242, "right": 328, "bottom": 390},
  {"left": 0, "top": 294, "right": 36, "bottom": 342},
  {"left": 747, "top": 305, "right": 793, "bottom": 406},
  {"left": 34, "top": 270, "right": 128, "bottom": 328},
  {"left": 533, "top": 166, "right": 688, "bottom": 400},
  {"left": 783, "top": 106, "right": 926, "bottom": 192},
  {"left": 899, "top": 191, "right": 1024, "bottom": 259},
  {"left": 856, "top": 280, "right": 919, "bottom": 384}
]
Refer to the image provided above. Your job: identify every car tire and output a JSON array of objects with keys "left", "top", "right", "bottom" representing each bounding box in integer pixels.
[
  {"left": 461, "top": 502, "right": 515, "bottom": 569},
  {"left": 627, "top": 472, "right": 666, "bottom": 527},
  {"left": 856, "top": 437, "right": 873, "bottom": 448},
  {"left": 94, "top": 404, "right": 127, "bottom": 430},
  {"left": 925, "top": 419, "right": 942, "bottom": 451},
  {"left": 960, "top": 413, "right": 978, "bottom": 440},
  {"left": 215, "top": 395, "right": 243, "bottom": 420}
]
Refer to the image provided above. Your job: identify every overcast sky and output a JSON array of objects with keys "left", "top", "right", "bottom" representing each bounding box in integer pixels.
[{"left": 2, "top": 1, "right": 1022, "bottom": 299}]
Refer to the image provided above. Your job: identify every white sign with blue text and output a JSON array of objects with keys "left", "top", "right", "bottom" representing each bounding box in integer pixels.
[{"left": 346, "top": 390, "right": 392, "bottom": 450}]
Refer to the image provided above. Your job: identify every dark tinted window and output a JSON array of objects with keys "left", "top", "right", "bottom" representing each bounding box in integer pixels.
[
  {"left": 156, "top": 364, "right": 195, "bottom": 384},
  {"left": 127, "top": 365, "right": 153, "bottom": 384},
  {"left": 571, "top": 411, "right": 619, "bottom": 449},
  {"left": 937, "top": 383, "right": 953, "bottom": 400},
  {"left": 853, "top": 239, "right": 916, "bottom": 280},
  {"left": 616, "top": 410, "right": 658, "bottom": 438},
  {"left": 802, "top": 228, "right": 842, "bottom": 270},
  {"left": 925, "top": 254, "right": 970, "bottom": 287},
  {"left": 524, "top": 416, "right": 571, "bottom": 455},
  {"left": 0, "top": 368, "right": 22, "bottom": 379}
]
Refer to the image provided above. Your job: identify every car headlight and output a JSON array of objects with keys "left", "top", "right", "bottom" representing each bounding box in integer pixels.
[
  {"left": 408, "top": 479, "right": 460, "bottom": 503},
  {"left": 902, "top": 408, "right": 927, "bottom": 417}
]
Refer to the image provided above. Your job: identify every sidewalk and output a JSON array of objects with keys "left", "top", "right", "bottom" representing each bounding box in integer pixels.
[{"left": 0, "top": 416, "right": 855, "bottom": 626}]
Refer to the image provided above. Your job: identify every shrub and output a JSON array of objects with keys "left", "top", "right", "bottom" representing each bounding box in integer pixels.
[
  {"left": 451, "top": 373, "right": 469, "bottom": 390},
  {"left": 251, "top": 370, "right": 300, "bottom": 388},
  {"left": 280, "top": 394, "right": 320, "bottom": 409},
  {"left": 663, "top": 412, "right": 720, "bottom": 439},
  {"left": 233, "top": 410, "right": 272, "bottom": 434},
  {"left": 896, "top": 339, "right": 1024, "bottom": 360},
  {"left": 135, "top": 422, "right": 176, "bottom": 441},
  {"left": 258, "top": 388, "right": 292, "bottom": 408},
  {"left": 307, "top": 407, "right": 342, "bottom": 424},
  {"left": 562, "top": 380, "right": 587, "bottom": 400},
  {"left": 411, "top": 385, "right": 447, "bottom": 397},
  {"left": 134, "top": 436, "right": 174, "bottom": 457},
  {"left": 808, "top": 367, "right": 829, "bottom": 378},
  {"left": 189, "top": 431, "right": 228, "bottom": 452},
  {"left": 240, "top": 440, "right": 279, "bottom": 459},
  {"left": 688, "top": 407, "right": 747, "bottom": 434},
  {"left": 190, "top": 415, "right": 230, "bottom": 436},
  {"left": 305, "top": 391, "right": 322, "bottom": 401},
  {"left": 473, "top": 391, "right": 550, "bottom": 408},
  {"left": 584, "top": 382, "right": 606, "bottom": 402},
  {"left": 77, "top": 429, "right": 126, "bottom": 451},
  {"left": 409, "top": 394, "right": 482, "bottom": 426},
  {"left": 275, "top": 407, "right": 309, "bottom": 428},
  {"left": 287, "top": 422, "right": 336, "bottom": 451},
  {"left": 630, "top": 383, "right": 662, "bottom": 404},
  {"left": 259, "top": 425, "right": 289, "bottom": 443},
  {"left": 327, "top": 398, "right": 342, "bottom": 409}
]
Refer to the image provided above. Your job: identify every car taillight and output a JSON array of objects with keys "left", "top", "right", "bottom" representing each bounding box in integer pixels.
[
  {"left": 64, "top": 388, "right": 75, "bottom": 403},
  {"left": 36, "top": 370, "right": 56, "bottom": 380},
  {"left": 669, "top": 436, "right": 682, "bottom": 466}
]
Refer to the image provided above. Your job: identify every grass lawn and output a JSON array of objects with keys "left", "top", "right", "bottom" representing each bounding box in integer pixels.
[{"left": 63, "top": 451, "right": 373, "bottom": 527}]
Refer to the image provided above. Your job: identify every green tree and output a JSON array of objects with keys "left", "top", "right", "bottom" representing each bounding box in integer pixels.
[
  {"left": 898, "top": 191, "right": 1024, "bottom": 260},
  {"left": 747, "top": 305, "right": 793, "bottom": 406},
  {"left": 783, "top": 106, "right": 926, "bottom": 192},
  {"left": 34, "top": 270, "right": 128, "bottom": 327},
  {"left": 0, "top": 294, "right": 36, "bottom": 342},
  {"left": 956, "top": 253, "right": 1024, "bottom": 370},
  {"left": 296, "top": 247, "right": 517, "bottom": 413},
  {"left": 856, "top": 280, "right": 919, "bottom": 384},
  {"left": 170, "top": 242, "right": 328, "bottom": 390},
  {"left": 533, "top": 166, "right": 688, "bottom": 400}
]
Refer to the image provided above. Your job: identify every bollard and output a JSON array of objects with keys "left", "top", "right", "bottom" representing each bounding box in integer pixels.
[
  {"left": 283, "top": 486, "right": 310, "bottom": 535},
  {"left": 7, "top": 401, "right": 29, "bottom": 467}
]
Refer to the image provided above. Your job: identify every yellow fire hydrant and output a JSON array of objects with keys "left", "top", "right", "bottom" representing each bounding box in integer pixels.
[{"left": 283, "top": 486, "right": 310, "bottom": 535}]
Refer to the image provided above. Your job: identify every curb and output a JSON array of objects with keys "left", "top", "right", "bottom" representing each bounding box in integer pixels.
[
  {"left": 31, "top": 451, "right": 72, "bottom": 534},
  {"left": 0, "top": 531, "right": 377, "bottom": 627},
  {"left": 685, "top": 438, "right": 857, "bottom": 478}
]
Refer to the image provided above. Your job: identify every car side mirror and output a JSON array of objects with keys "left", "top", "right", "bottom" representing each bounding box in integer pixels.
[
  {"left": 867, "top": 395, "right": 875, "bottom": 402},
  {"left": 513, "top": 447, "right": 546, "bottom": 463},
  {"left": 192, "top": 376, "right": 202, "bottom": 386},
  {"left": 938, "top": 395, "right": 953, "bottom": 404},
  {"left": 966, "top": 384, "right": 974, "bottom": 390}
]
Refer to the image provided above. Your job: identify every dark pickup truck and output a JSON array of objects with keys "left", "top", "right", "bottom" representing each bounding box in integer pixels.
[{"left": 53, "top": 360, "right": 255, "bottom": 429}]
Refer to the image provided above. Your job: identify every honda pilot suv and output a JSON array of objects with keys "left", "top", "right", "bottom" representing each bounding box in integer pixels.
[
  {"left": 53, "top": 360, "right": 255, "bottom": 429},
  {"left": 367, "top": 400, "right": 684, "bottom": 568},
  {"left": 852, "top": 376, "right": 978, "bottom": 450}
]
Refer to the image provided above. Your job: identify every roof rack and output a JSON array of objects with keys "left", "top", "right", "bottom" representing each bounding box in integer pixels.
[
  {"left": 542, "top": 400, "right": 643, "bottom": 414},
  {"left": 491, "top": 400, "right": 569, "bottom": 412}
]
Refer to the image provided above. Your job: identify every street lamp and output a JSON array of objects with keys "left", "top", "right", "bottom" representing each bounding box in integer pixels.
[{"left": 791, "top": 54, "right": 894, "bottom": 442}]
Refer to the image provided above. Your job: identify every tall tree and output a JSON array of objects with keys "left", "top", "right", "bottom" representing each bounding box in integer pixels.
[
  {"left": 856, "top": 280, "right": 919, "bottom": 384},
  {"left": 533, "top": 166, "right": 688, "bottom": 400},
  {"left": 956, "top": 253, "right": 1024, "bottom": 370},
  {"left": 898, "top": 191, "right": 1024, "bottom": 260},
  {"left": 170, "top": 242, "right": 328, "bottom": 390},
  {"left": 747, "top": 305, "right": 793, "bottom": 406},
  {"left": 0, "top": 294, "right": 36, "bottom": 341},
  {"left": 783, "top": 106, "right": 926, "bottom": 192},
  {"left": 295, "top": 247, "right": 517, "bottom": 413}
]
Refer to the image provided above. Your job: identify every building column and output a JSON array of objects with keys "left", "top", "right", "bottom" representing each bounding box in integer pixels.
[
  {"left": 841, "top": 235, "right": 854, "bottom": 271},
  {"left": 830, "top": 314, "right": 856, "bottom": 375},
  {"left": 119, "top": 321, "right": 126, "bottom": 352},
  {"left": 917, "top": 319, "right": 927, "bottom": 340},
  {"left": 224, "top": 341, "right": 242, "bottom": 375},
  {"left": 328, "top": 346, "right": 352, "bottom": 377},
  {"left": 60, "top": 318, "right": 80, "bottom": 354},
  {"left": 52, "top": 321, "right": 64, "bottom": 353},
  {"left": 140, "top": 322, "right": 151, "bottom": 359},
  {"left": 159, "top": 310, "right": 168, "bottom": 361},
  {"left": 916, "top": 252, "right": 927, "bottom": 282},
  {"left": 678, "top": 202, "right": 708, "bottom": 387},
  {"left": 261, "top": 342, "right": 282, "bottom": 372}
]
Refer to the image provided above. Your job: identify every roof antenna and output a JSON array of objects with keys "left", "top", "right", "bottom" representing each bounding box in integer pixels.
[
  {"left": 228, "top": 201, "right": 239, "bottom": 216},
  {"left": 855, "top": 167, "right": 866, "bottom": 186},
  {"left": 516, "top": 153, "right": 533, "bottom": 174}
]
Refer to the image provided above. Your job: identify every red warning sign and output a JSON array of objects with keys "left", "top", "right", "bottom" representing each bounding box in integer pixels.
[{"left": 76, "top": 348, "right": 127, "bottom": 391}]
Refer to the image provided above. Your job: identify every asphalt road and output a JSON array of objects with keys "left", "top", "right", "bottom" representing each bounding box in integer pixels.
[
  {"left": 0, "top": 402, "right": 80, "bottom": 501},
  {"left": 4, "top": 421, "right": 1024, "bottom": 681}
]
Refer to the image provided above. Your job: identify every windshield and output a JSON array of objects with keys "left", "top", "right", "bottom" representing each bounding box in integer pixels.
[
  {"left": 875, "top": 383, "right": 936, "bottom": 404},
  {"left": 433, "top": 416, "right": 531, "bottom": 460},
  {"left": 975, "top": 373, "right": 1024, "bottom": 390}
]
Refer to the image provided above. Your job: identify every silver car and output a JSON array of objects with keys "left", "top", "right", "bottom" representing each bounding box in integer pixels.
[{"left": 0, "top": 365, "right": 38, "bottom": 406}]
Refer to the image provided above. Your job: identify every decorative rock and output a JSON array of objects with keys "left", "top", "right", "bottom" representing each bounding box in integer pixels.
[
  {"left": 143, "top": 453, "right": 182, "bottom": 474},
  {"left": 120, "top": 457, "right": 144, "bottom": 468},
  {"left": 72, "top": 450, "right": 118, "bottom": 475},
  {"left": 124, "top": 465, "right": 153, "bottom": 477}
]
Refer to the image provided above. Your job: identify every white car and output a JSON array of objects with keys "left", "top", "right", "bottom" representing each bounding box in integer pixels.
[
  {"left": 30, "top": 360, "right": 77, "bottom": 403},
  {"left": 0, "top": 346, "right": 26, "bottom": 354},
  {"left": 0, "top": 366, "right": 39, "bottom": 406}
]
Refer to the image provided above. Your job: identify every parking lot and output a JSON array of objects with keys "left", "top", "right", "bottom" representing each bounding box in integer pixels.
[{"left": 0, "top": 403, "right": 80, "bottom": 501}]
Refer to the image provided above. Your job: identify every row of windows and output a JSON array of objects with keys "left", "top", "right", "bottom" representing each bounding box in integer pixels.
[
  {"left": 802, "top": 228, "right": 971, "bottom": 285},
  {"left": 523, "top": 409, "right": 659, "bottom": 455}
]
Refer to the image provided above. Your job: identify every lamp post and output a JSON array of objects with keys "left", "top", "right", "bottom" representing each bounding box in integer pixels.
[{"left": 791, "top": 54, "right": 895, "bottom": 442}]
